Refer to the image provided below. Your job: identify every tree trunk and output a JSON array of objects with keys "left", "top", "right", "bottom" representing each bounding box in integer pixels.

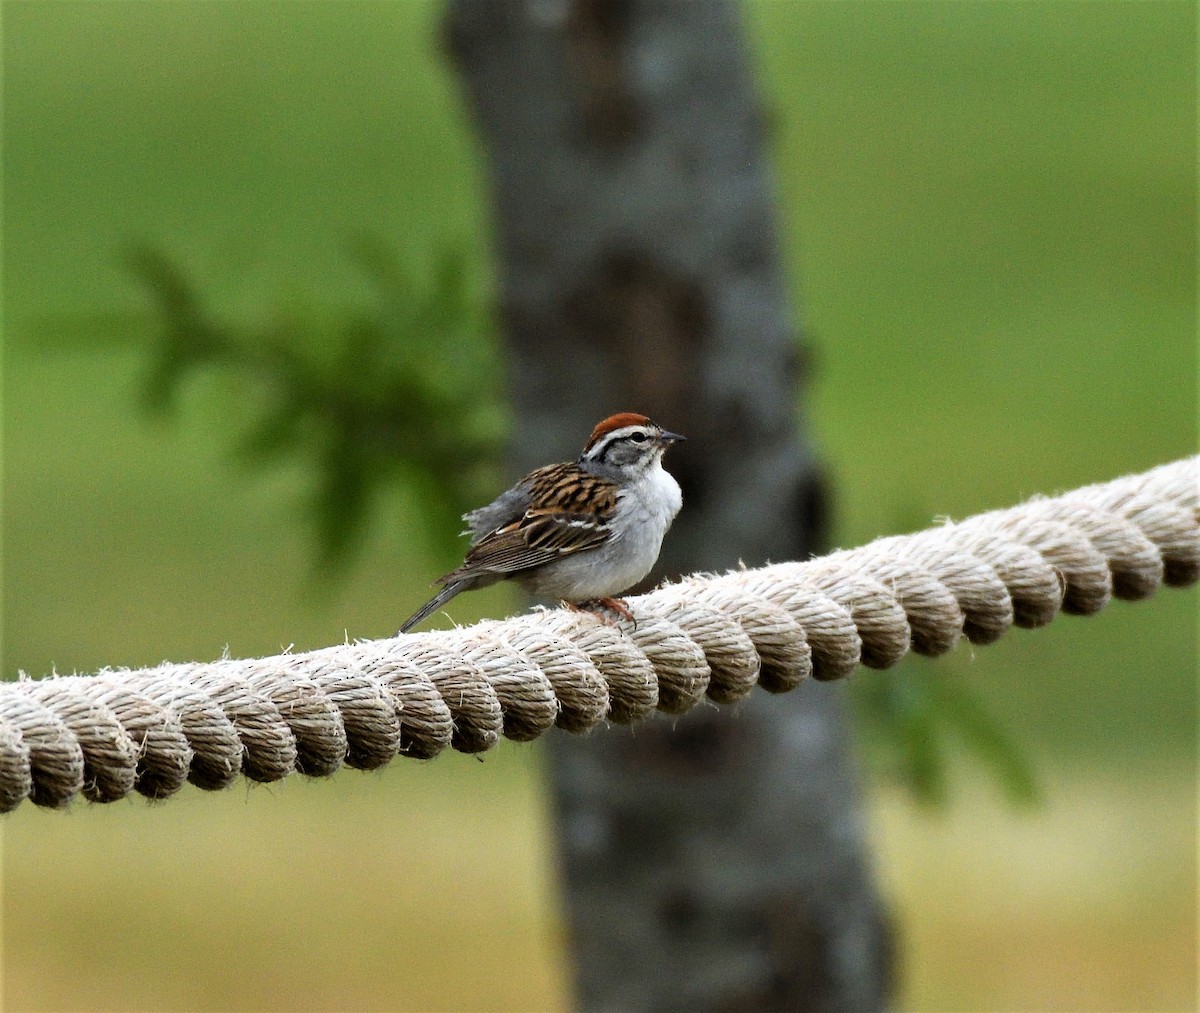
[{"left": 445, "top": 2, "right": 892, "bottom": 1008}]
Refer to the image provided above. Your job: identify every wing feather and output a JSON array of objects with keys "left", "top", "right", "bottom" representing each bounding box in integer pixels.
[{"left": 437, "top": 463, "right": 618, "bottom": 585}]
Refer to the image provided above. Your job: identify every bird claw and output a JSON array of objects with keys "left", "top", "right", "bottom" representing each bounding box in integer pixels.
[{"left": 563, "top": 597, "right": 638, "bottom": 629}]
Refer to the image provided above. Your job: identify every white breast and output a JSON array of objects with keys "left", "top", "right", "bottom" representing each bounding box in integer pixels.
[{"left": 612, "top": 461, "right": 683, "bottom": 549}]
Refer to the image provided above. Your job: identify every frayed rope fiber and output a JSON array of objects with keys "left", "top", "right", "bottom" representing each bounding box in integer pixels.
[{"left": 4, "top": 457, "right": 1197, "bottom": 812}]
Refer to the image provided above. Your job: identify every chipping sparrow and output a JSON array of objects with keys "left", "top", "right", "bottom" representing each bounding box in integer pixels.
[{"left": 399, "top": 412, "right": 685, "bottom": 634}]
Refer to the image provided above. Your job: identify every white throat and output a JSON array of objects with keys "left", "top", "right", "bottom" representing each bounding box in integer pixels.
[{"left": 615, "top": 457, "right": 682, "bottom": 534}]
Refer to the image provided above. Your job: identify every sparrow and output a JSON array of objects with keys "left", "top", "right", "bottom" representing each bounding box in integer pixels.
[{"left": 399, "top": 412, "right": 685, "bottom": 634}]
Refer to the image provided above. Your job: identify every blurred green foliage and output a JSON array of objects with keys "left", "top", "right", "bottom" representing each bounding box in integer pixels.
[
  {"left": 126, "top": 239, "right": 502, "bottom": 571},
  {"left": 854, "top": 659, "right": 1040, "bottom": 808}
]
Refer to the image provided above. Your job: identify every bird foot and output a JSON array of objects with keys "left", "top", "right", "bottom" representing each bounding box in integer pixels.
[{"left": 564, "top": 597, "right": 637, "bottom": 628}]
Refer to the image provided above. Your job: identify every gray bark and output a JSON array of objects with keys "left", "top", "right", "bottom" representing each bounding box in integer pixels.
[{"left": 445, "top": 2, "right": 892, "bottom": 1008}]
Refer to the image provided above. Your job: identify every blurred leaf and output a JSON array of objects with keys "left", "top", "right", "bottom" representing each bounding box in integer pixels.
[
  {"left": 852, "top": 659, "right": 1040, "bottom": 808},
  {"left": 121, "top": 239, "right": 503, "bottom": 576},
  {"left": 235, "top": 397, "right": 306, "bottom": 463},
  {"left": 936, "top": 676, "right": 1041, "bottom": 805},
  {"left": 125, "top": 245, "right": 232, "bottom": 414}
]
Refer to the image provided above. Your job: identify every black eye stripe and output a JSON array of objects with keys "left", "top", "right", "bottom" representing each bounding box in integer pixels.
[
  {"left": 593, "top": 429, "right": 653, "bottom": 462},
  {"left": 613, "top": 430, "right": 649, "bottom": 444}
]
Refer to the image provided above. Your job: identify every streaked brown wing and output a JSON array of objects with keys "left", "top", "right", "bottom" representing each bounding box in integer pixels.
[{"left": 438, "top": 464, "right": 618, "bottom": 584}]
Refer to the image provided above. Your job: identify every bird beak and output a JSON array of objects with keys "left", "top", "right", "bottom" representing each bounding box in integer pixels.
[{"left": 659, "top": 430, "right": 686, "bottom": 444}]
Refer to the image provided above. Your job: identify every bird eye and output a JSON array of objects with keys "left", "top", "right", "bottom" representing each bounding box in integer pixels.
[{"left": 629, "top": 431, "right": 649, "bottom": 443}]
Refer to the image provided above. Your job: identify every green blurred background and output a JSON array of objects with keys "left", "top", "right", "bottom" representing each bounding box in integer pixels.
[{"left": 3, "top": 1, "right": 1195, "bottom": 1009}]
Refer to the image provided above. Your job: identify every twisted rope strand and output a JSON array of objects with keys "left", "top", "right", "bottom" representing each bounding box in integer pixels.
[{"left": 6, "top": 457, "right": 1197, "bottom": 811}]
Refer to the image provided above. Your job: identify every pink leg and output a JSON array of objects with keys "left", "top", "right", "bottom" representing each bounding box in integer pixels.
[{"left": 563, "top": 597, "right": 636, "bottom": 626}]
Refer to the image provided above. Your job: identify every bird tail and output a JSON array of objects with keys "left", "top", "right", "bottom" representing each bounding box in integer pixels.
[{"left": 398, "top": 580, "right": 470, "bottom": 635}]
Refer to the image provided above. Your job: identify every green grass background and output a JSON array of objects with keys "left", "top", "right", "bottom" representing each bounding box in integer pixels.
[{"left": 3, "top": 1, "right": 1195, "bottom": 1009}]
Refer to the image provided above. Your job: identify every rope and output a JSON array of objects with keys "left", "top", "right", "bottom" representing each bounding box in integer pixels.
[{"left": 5, "top": 457, "right": 1197, "bottom": 812}]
